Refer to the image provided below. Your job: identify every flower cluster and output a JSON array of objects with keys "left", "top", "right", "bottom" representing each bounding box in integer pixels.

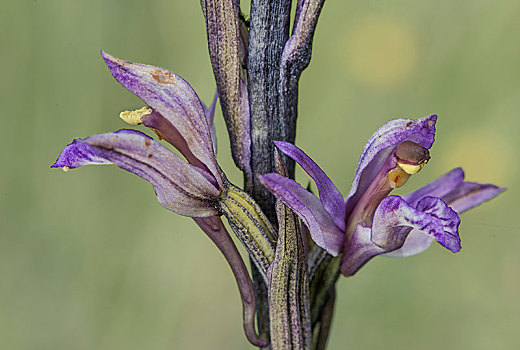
[{"left": 260, "top": 115, "right": 503, "bottom": 275}]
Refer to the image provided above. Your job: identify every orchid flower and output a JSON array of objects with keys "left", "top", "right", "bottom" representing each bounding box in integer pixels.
[
  {"left": 260, "top": 115, "right": 504, "bottom": 276},
  {"left": 52, "top": 51, "right": 275, "bottom": 347}
]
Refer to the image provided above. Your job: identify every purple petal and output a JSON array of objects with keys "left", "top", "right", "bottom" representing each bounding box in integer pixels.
[
  {"left": 383, "top": 230, "right": 436, "bottom": 258},
  {"left": 403, "top": 168, "right": 465, "bottom": 206},
  {"left": 52, "top": 131, "right": 220, "bottom": 217},
  {"left": 341, "top": 195, "right": 460, "bottom": 275},
  {"left": 388, "top": 170, "right": 504, "bottom": 257},
  {"left": 340, "top": 225, "right": 385, "bottom": 276},
  {"left": 371, "top": 195, "right": 461, "bottom": 252},
  {"left": 260, "top": 173, "right": 344, "bottom": 255},
  {"left": 274, "top": 141, "right": 345, "bottom": 231},
  {"left": 345, "top": 115, "right": 437, "bottom": 216},
  {"left": 101, "top": 51, "right": 223, "bottom": 187},
  {"left": 442, "top": 182, "right": 505, "bottom": 213},
  {"left": 414, "top": 196, "right": 461, "bottom": 251},
  {"left": 193, "top": 217, "right": 267, "bottom": 347}
]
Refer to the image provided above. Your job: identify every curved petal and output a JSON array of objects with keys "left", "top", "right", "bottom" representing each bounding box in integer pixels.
[
  {"left": 259, "top": 173, "right": 344, "bottom": 256},
  {"left": 442, "top": 182, "right": 505, "bottom": 213},
  {"left": 52, "top": 130, "right": 220, "bottom": 217},
  {"left": 193, "top": 217, "right": 267, "bottom": 347},
  {"left": 403, "top": 168, "right": 465, "bottom": 206},
  {"left": 372, "top": 196, "right": 461, "bottom": 252},
  {"left": 345, "top": 115, "right": 437, "bottom": 215},
  {"left": 383, "top": 230, "right": 436, "bottom": 258},
  {"left": 388, "top": 171, "right": 504, "bottom": 257},
  {"left": 341, "top": 225, "right": 384, "bottom": 276},
  {"left": 274, "top": 141, "right": 346, "bottom": 231},
  {"left": 341, "top": 195, "right": 461, "bottom": 275},
  {"left": 101, "top": 51, "right": 223, "bottom": 187}
]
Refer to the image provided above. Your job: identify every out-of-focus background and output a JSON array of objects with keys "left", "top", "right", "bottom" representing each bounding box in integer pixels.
[{"left": 1, "top": 0, "right": 519, "bottom": 349}]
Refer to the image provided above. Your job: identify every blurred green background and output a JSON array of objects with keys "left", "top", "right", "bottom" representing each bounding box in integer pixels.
[{"left": 1, "top": 0, "right": 519, "bottom": 349}]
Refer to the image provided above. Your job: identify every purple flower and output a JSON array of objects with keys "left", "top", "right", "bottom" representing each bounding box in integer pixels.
[
  {"left": 52, "top": 52, "right": 269, "bottom": 347},
  {"left": 260, "top": 115, "right": 504, "bottom": 276}
]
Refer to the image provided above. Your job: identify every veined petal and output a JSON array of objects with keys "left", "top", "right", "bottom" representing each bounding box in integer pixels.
[
  {"left": 372, "top": 195, "right": 460, "bottom": 252},
  {"left": 341, "top": 195, "right": 460, "bottom": 275},
  {"left": 274, "top": 141, "right": 345, "bottom": 231},
  {"left": 403, "top": 168, "right": 465, "bottom": 206},
  {"left": 260, "top": 173, "right": 344, "bottom": 256},
  {"left": 345, "top": 115, "right": 437, "bottom": 215},
  {"left": 193, "top": 217, "right": 267, "bottom": 347},
  {"left": 442, "top": 182, "right": 505, "bottom": 213},
  {"left": 101, "top": 51, "right": 223, "bottom": 187},
  {"left": 52, "top": 130, "right": 220, "bottom": 217},
  {"left": 388, "top": 175, "right": 504, "bottom": 258}
]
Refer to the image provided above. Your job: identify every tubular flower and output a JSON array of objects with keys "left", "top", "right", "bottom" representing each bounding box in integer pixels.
[
  {"left": 52, "top": 52, "right": 274, "bottom": 347},
  {"left": 259, "top": 115, "right": 504, "bottom": 276}
]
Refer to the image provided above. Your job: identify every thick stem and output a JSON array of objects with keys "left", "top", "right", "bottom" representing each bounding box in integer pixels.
[
  {"left": 245, "top": 0, "right": 329, "bottom": 347},
  {"left": 247, "top": 0, "right": 292, "bottom": 347},
  {"left": 247, "top": 0, "right": 293, "bottom": 220}
]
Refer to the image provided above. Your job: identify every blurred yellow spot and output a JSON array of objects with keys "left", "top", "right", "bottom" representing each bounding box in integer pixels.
[
  {"left": 345, "top": 15, "right": 417, "bottom": 89},
  {"left": 440, "top": 129, "right": 516, "bottom": 185},
  {"left": 62, "top": 166, "right": 69, "bottom": 172},
  {"left": 398, "top": 162, "right": 424, "bottom": 175},
  {"left": 120, "top": 107, "right": 152, "bottom": 125}
]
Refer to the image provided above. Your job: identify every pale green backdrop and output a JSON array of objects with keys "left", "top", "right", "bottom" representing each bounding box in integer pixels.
[{"left": 1, "top": 0, "right": 519, "bottom": 349}]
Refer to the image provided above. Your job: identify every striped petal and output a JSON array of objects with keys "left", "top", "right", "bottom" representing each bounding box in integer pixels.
[{"left": 52, "top": 130, "right": 220, "bottom": 217}]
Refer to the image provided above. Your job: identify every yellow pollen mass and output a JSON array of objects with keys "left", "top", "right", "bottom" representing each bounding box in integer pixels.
[
  {"left": 397, "top": 162, "right": 424, "bottom": 175},
  {"left": 119, "top": 107, "right": 152, "bottom": 125},
  {"left": 62, "top": 166, "right": 70, "bottom": 172}
]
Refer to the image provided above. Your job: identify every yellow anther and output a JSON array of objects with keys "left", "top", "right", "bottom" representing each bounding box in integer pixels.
[
  {"left": 119, "top": 107, "right": 152, "bottom": 125},
  {"left": 397, "top": 161, "right": 424, "bottom": 175},
  {"left": 62, "top": 166, "right": 70, "bottom": 172}
]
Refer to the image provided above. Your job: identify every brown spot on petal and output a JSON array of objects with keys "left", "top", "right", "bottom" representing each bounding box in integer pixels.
[
  {"left": 144, "top": 138, "right": 152, "bottom": 147},
  {"left": 148, "top": 154, "right": 153, "bottom": 158},
  {"left": 406, "top": 121, "right": 412, "bottom": 127},
  {"left": 151, "top": 128, "right": 164, "bottom": 140},
  {"left": 151, "top": 69, "right": 176, "bottom": 84}
]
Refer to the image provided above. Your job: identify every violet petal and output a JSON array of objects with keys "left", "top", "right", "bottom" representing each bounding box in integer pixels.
[
  {"left": 340, "top": 225, "right": 385, "bottom": 276},
  {"left": 442, "top": 182, "right": 505, "bottom": 213},
  {"left": 388, "top": 176, "right": 504, "bottom": 258},
  {"left": 403, "top": 168, "right": 465, "bottom": 206},
  {"left": 52, "top": 130, "right": 220, "bottom": 217},
  {"left": 260, "top": 173, "right": 345, "bottom": 255},
  {"left": 341, "top": 194, "right": 461, "bottom": 275},
  {"left": 101, "top": 51, "right": 223, "bottom": 187},
  {"left": 274, "top": 141, "right": 346, "bottom": 231},
  {"left": 345, "top": 115, "right": 437, "bottom": 215},
  {"left": 372, "top": 195, "right": 461, "bottom": 252}
]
